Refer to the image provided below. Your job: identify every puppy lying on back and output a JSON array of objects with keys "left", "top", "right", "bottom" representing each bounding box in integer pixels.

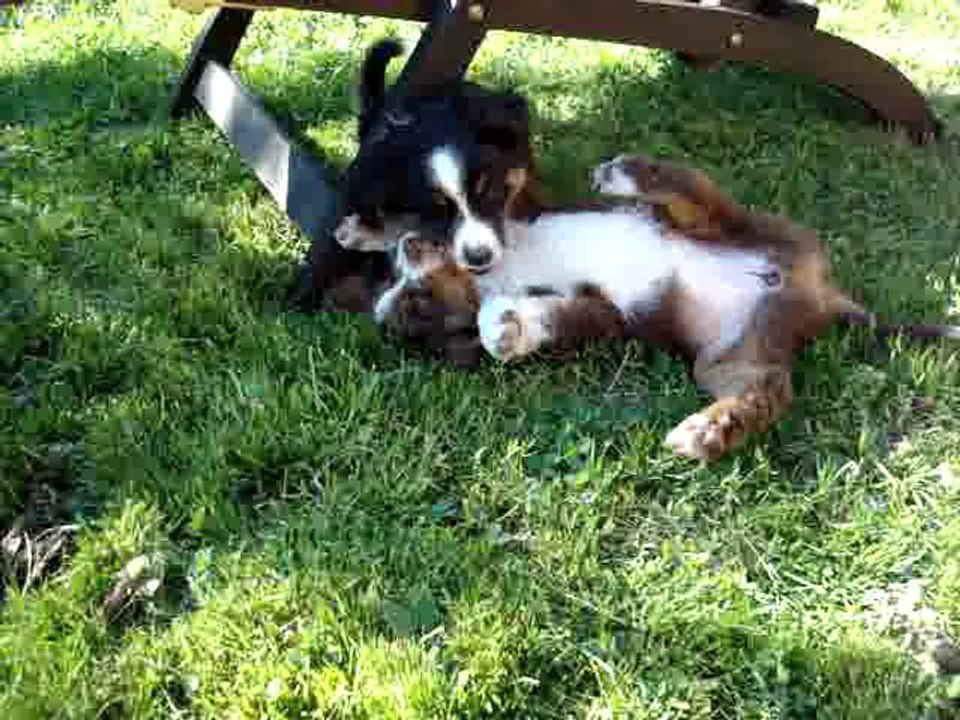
[{"left": 374, "top": 151, "right": 960, "bottom": 461}]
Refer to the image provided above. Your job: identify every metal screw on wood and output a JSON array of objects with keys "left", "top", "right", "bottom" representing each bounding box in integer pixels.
[
  {"left": 729, "top": 31, "right": 744, "bottom": 48},
  {"left": 468, "top": 3, "right": 485, "bottom": 22}
]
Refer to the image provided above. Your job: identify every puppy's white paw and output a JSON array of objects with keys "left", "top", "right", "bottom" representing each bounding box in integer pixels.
[
  {"left": 334, "top": 214, "right": 388, "bottom": 251},
  {"left": 591, "top": 156, "right": 639, "bottom": 197},
  {"left": 478, "top": 297, "right": 542, "bottom": 362},
  {"left": 333, "top": 214, "right": 364, "bottom": 249},
  {"left": 663, "top": 410, "right": 731, "bottom": 462}
]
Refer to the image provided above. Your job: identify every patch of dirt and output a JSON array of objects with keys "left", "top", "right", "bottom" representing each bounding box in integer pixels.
[
  {"left": 863, "top": 578, "right": 958, "bottom": 676},
  {"left": 1, "top": 442, "right": 82, "bottom": 599}
]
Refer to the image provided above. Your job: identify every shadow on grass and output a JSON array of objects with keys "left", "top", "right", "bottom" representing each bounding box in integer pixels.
[
  {"left": 24, "top": 32, "right": 950, "bottom": 518},
  {"left": 4, "top": 20, "right": 957, "bottom": 529}
]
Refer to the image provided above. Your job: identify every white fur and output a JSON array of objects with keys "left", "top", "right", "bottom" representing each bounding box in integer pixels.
[
  {"left": 373, "top": 277, "right": 407, "bottom": 325},
  {"left": 472, "top": 210, "right": 778, "bottom": 359},
  {"left": 428, "top": 145, "right": 465, "bottom": 202},
  {"left": 592, "top": 156, "right": 640, "bottom": 197},
  {"left": 376, "top": 210, "right": 779, "bottom": 358},
  {"left": 375, "top": 208, "right": 779, "bottom": 359},
  {"left": 427, "top": 146, "right": 503, "bottom": 270},
  {"left": 478, "top": 295, "right": 558, "bottom": 361},
  {"left": 378, "top": 155, "right": 783, "bottom": 361}
]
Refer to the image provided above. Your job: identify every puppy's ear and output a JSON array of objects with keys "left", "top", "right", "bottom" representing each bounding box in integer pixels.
[
  {"left": 676, "top": 166, "right": 743, "bottom": 230},
  {"left": 622, "top": 156, "right": 747, "bottom": 237},
  {"left": 503, "top": 164, "right": 547, "bottom": 220},
  {"left": 456, "top": 85, "right": 531, "bottom": 152},
  {"left": 645, "top": 191, "right": 711, "bottom": 233},
  {"left": 502, "top": 166, "right": 528, "bottom": 211}
]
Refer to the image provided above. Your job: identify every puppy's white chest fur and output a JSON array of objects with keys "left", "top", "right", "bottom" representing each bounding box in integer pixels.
[{"left": 476, "top": 209, "right": 778, "bottom": 349}]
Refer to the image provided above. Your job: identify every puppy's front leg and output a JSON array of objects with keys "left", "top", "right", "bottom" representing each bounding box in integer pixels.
[
  {"left": 334, "top": 214, "right": 391, "bottom": 252},
  {"left": 478, "top": 295, "right": 563, "bottom": 362}
]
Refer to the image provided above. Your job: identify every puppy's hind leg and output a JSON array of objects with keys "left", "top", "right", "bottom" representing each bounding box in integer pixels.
[{"left": 664, "top": 356, "right": 794, "bottom": 462}]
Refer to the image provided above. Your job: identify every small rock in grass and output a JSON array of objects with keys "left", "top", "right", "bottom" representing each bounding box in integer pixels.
[{"left": 102, "top": 553, "right": 163, "bottom": 623}]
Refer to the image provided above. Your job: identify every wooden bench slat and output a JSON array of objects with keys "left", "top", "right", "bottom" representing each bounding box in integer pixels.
[{"left": 170, "top": 0, "right": 432, "bottom": 21}]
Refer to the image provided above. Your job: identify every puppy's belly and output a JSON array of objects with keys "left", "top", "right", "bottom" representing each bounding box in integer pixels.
[
  {"left": 669, "top": 246, "right": 776, "bottom": 355},
  {"left": 490, "top": 212, "right": 676, "bottom": 309},
  {"left": 655, "top": 284, "right": 760, "bottom": 358},
  {"left": 486, "top": 212, "right": 776, "bottom": 354}
]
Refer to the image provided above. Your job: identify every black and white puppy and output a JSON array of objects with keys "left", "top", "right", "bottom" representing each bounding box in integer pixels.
[
  {"left": 334, "top": 39, "right": 535, "bottom": 272},
  {"left": 291, "top": 38, "right": 535, "bottom": 313}
]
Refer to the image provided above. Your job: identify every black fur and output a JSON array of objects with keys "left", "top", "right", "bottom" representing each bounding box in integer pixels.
[
  {"left": 290, "top": 39, "right": 534, "bottom": 312},
  {"left": 346, "top": 39, "right": 532, "bottom": 236},
  {"left": 357, "top": 37, "right": 404, "bottom": 140}
]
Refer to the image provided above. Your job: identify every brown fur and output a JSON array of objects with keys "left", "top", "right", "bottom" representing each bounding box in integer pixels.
[
  {"left": 380, "top": 155, "right": 958, "bottom": 461},
  {"left": 380, "top": 260, "right": 484, "bottom": 367}
]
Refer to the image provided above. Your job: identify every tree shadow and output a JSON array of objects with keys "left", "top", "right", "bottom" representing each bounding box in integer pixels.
[{"left": 4, "top": 13, "right": 956, "bottom": 536}]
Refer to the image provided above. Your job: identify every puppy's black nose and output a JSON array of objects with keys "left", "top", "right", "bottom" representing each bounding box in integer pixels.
[{"left": 463, "top": 246, "right": 494, "bottom": 270}]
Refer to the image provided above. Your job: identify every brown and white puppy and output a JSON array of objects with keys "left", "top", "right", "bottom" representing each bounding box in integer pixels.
[{"left": 375, "top": 154, "right": 960, "bottom": 461}]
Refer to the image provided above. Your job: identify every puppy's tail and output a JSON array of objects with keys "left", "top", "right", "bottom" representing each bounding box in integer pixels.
[
  {"left": 830, "top": 291, "right": 960, "bottom": 342},
  {"left": 359, "top": 38, "right": 404, "bottom": 123}
]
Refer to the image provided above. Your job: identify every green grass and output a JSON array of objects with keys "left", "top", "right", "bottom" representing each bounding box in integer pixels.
[{"left": 2, "top": 0, "right": 960, "bottom": 717}]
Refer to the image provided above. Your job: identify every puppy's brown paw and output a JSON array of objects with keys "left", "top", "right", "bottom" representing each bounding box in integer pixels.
[
  {"left": 664, "top": 404, "right": 741, "bottom": 462},
  {"left": 386, "top": 287, "right": 443, "bottom": 339}
]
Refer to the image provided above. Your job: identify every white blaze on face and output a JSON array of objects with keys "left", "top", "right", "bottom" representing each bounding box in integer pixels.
[{"left": 427, "top": 145, "right": 502, "bottom": 271}]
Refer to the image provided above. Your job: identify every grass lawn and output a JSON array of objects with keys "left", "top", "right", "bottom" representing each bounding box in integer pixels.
[{"left": 3, "top": 0, "right": 960, "bottom": 717}]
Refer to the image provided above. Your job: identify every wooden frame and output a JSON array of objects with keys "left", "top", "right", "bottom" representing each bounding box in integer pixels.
[{"left": 166, "top": 0, "right": 942, "bottom": 309}]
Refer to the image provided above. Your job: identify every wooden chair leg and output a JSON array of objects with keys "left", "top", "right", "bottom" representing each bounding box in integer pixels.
[
  {"left": 169, "top": 7, "right": 344, "bottom": 308},
  {"left": 169, "top": 7, "right": 254, "bottom": 118},
  {"left": 392, "top": 0, "right": 491, "bottom": 95}
]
